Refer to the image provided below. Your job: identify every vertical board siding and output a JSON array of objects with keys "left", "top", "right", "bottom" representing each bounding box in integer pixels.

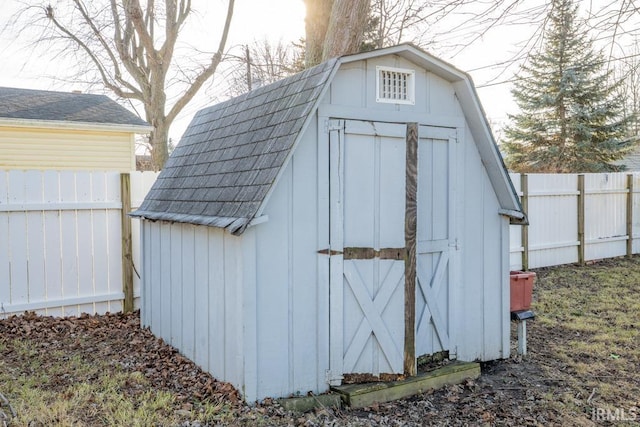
[
  {"left": 509, "top": 172, "right": 640, "bottom": 270},
  {"left": 458, "top": 133, "right": 488, "bottom": 361},
  {"left": 141, "top": 221, "right": 246, "bottom": 395},
  {"left": 480, "top": 172, "right": 505, "bottom": 360},
  {"left": 0, "top": 170, "right": 159, "bottom": 318},
  {"left": 252, "top": 127, "right": 325, "bottom": 401}
]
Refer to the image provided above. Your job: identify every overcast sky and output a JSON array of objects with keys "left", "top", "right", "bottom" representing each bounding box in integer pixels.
[{"left": 1, "top": 1, "right": 632, "bottom": 145}]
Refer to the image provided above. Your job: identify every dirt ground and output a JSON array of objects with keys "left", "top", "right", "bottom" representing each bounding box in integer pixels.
[{"left": 1, "top": 257, "right": 639, "bottom": 426}]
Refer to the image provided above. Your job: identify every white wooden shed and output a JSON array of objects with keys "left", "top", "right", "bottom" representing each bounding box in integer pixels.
[{"left": 132, "top": 44, "right": 526, "bottom": 403}]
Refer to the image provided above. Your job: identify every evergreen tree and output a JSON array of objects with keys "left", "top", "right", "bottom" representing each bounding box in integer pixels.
[{"left": 503, "top": 0, "right": 634, "bottom": 173}]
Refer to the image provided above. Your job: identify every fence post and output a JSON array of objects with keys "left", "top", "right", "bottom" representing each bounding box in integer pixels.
[
  {"left": 120, "top": 173, "right": 134, "bottom": 313},
  {"left": 577, "top": 174, "right": 585, "bottom": 265},
  {"left": 520, "top": 173, "right": 529, "bottom": 271},
  {"left": 627, "top": 174, "right": 634, "bottom": 258}
]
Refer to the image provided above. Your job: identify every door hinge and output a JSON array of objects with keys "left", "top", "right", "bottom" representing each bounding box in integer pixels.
[
  {"left": 449, "top": 238, "right": 460, "bottom": 250},
  {"left": 326, "top": 119, "right": 344, "bottom": 132},
  {"left": 318, "top": 248, "right": 343, "bottom": 256}
]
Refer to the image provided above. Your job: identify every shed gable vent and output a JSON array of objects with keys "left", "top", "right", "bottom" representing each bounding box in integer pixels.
[{"left": 376, "top": 66, "right": 415, "bottom": 105}]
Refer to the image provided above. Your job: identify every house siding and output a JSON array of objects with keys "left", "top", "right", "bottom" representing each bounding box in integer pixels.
[{"left": 0, "top": 126, "right": 135, "bottom": 172}]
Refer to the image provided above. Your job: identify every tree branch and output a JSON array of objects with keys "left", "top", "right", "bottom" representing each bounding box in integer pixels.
[
  {"left": 45, "top": 5, "right": 140, "bottom": 100},
  {"left": 166, "top": 0, "right": 234, "bottom": 123}
]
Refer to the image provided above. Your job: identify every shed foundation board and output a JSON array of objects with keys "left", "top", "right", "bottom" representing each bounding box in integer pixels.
[{"left": 330, "top": 362, "right": 480, "bottom": 408}]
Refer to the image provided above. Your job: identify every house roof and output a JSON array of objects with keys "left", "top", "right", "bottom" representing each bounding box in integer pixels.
[
  {"left": 0, "top": 86, "right": 150, "bottom": 130},
  {"left": 132, "top": 44, "right": 525, "bottom": 234},
  {"left": 615, "top": 144, "right": 640, "bottom": 171}
]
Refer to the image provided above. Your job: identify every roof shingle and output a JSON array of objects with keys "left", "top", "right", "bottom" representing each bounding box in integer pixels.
[
  {"left": 0, "top": 87, "right": 149, "bottom": 128},
  {"left": 132, "top": 58, "right": 338, "bottom": 234}
]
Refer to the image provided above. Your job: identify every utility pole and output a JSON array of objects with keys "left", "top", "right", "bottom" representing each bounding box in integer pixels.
[{"left": 245, "top": 45, "right": 252, "bottom": 91}]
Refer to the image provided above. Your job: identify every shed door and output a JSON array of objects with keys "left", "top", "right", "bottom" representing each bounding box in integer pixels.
[
  {"left": 415, "top": 125, "right": 457, "bottom": 359},
  {"left": 327, "top": 120, "right": 457, "bottom": 382}
]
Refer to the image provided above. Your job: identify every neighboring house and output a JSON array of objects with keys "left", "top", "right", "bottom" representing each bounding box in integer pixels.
[
  {"left": 132, "top": 44, "right": 525, "bottom": 403},
  {"left": 0, "top": 87, "right": 151, "bottom": 172},
  {"left": 616, "top": 144, "right": 640, "bottom": 171}
]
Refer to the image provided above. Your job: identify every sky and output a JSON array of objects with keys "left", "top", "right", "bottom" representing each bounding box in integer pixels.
[{"left": 0, "top": 1, "right": 631, "bottom": 146}]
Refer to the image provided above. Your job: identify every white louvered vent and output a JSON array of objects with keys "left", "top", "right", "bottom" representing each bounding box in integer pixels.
[{"left": 376, "top": 66, "right": 415, "bottom": 105}]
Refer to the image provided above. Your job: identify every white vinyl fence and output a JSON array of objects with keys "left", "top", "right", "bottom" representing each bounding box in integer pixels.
[
  {"left": 0, "top": 170, "right": 158, "bottom": 318},
  {"left": 510, "top": 172, "right": 640, "bottom": 270},
  {"left": 2, "top": 169, "right": 636, "bottom": 317}
]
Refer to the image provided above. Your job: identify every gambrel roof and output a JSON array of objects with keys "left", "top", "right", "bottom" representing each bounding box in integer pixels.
[
  {"left": 0, "top": 87, "right": 150, "bottom": 130},
  {"left": 133, "top": 58, "right": 338, "bottom": 233},
  {"left": 133, "top": 44, "right": 524, "bottom": 234}
]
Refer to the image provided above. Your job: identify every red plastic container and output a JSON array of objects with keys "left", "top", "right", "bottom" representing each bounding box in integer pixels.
[{"left": 510, "top": 271, "right": 536, "bottom": 312}]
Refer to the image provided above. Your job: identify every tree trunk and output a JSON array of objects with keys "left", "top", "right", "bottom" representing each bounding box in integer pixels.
[
  {"left": 321, "top": 0, "right": 370, "bottom": 61},
  {"left": 150, "top": 121, "right": 169, "bottom": 171},
  {"left": 304, "top": 0, "right": 334, "bottom": 67}
]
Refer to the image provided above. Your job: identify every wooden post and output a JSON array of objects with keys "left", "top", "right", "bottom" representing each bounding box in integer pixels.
[
  {"left": 577, "top": 174, "right": 585, "bottom": 265},
  {"left": 520, "top": 174, "right": 529, "bottom": 271},
  {"left": 404, "top": 123, "right": 418, "bottom": 377},
  {"left": 627, "top": 174, "right": 634, "bottom": 258},
  {"left": 120, "top": 173, "right": 134, "bottom": 313}
]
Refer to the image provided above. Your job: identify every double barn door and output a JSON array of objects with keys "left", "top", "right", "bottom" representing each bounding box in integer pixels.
[{"left": 327, "top": 119, "right": 457, "bottom": 382}]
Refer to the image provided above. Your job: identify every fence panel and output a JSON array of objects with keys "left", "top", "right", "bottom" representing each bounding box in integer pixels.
[
  {"left": 633, "top": 174, "right": 640, "bottom": 254},
  {"left": 508, "top": 174, "right": 523, "bottom": 271},
  {"left": 0, "top": 170, "right": 158, "bottom": 318},
  {"left": 4, "top": 168, "right": 640, "bottom": 316},
  {"left": 584, "top": 174, "right": 628, "bottom": 261},
  {"left": 510, "top": 172, "right": 640, "bottom": 271},
  {"left": 526, "top": 174, "right": 579, "bottom": 269}
]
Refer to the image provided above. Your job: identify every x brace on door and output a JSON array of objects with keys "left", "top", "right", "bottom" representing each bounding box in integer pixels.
[{"left": 342, "top": 261, "right": 404, "bottom": 372}]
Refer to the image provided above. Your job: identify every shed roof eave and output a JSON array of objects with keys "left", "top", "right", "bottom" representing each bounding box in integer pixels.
[
  {"left": 339, "top": 43, "right": 465, "bottom": 84},
  {"left": 129, "top": 210, "right": 251, "bottom": 235},
  {"left": 0, "top": 117, "right": 153, "bottom": 133}
]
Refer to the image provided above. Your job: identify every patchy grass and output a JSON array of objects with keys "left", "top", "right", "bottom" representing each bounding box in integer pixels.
[
  {"left": 0, "top": 256, "right": 639, "bottom": 426},
  {"left": 530, "top": 256, "right": 640, "bottom": 421},
  {"left": 0, "top": 343, "right": 229, "bottom": 427},
  {"left": 0, "top": 312, "right": 238, "bottom": 427}
]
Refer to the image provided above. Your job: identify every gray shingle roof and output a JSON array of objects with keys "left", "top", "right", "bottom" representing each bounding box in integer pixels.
[
  {"left": 615, "top": 144, "right": 640, "bottom": 171},
  {"left": 0, "top": 87, "right": 149, "bottom": 128},
  {"left": 132, "top": 58, "right": 338, "bottom": 234}
]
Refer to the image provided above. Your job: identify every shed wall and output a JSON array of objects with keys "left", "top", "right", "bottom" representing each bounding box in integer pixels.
[
  {"left": 0, "top": 126, "right": 135, "bottom": 172},
  {"left": 457, "top": 126, "right": 510, "bottom": 361},
  {"left": 322, "top": 56, "right": 464, "bottom": 128},
  {"left": 141, "top": 220, "right": 246, "bottom": 392},
  {"left": 250, "top": 118, "right": 329, "bottom": 401},
  {"left": 321, "top": 57, "right": 510, "bottom": 362}
]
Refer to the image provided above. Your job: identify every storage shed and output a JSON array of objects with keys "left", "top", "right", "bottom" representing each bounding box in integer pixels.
[
  {"left": 132, "top": 44, "right": 526, "bottom": 403},
  {"left": 0, "top": 87, "right": 150, "bottom": 171}
]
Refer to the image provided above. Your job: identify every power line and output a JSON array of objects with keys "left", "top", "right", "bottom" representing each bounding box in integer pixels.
[{"left": 475, "top": 51, "right": 640, "bottom": 89}]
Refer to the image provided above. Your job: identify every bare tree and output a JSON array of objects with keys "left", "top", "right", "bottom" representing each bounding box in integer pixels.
[
  {"left": 613, "top": 39, "right": 640, "bottom": 138},
  {"left": 11, "top": 0, "right": 235, "bottom": 170},
  {"left": 224, "top": 39, "right": 304, "bottom": 98}
]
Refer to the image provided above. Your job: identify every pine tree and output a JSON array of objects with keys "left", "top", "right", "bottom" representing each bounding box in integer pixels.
[{"left": 503, "top": 0, "right": 633, "bottom": 173}]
